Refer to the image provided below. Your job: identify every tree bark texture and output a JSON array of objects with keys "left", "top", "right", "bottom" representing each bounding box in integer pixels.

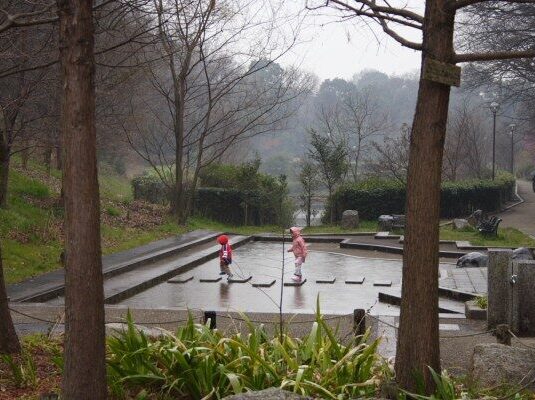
[
  {"left": 395, "top": 0, "right": 455, "bottom": 393},
  {"left": 0, "top": 244, "right": 21, "bottom": 354},
  {"left": 57, "top": 0, "right": 107, "bottom": 398}
]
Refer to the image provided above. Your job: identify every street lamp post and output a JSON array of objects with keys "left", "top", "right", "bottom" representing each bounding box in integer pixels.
[
  {"left": 490, "top": 101, "right": 500, "bottom": 180},
  {"left": 509, "top": 123, "right": 516, "bottom": 176}
]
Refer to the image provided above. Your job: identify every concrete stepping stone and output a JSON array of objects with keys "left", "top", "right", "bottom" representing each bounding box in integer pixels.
[
  {"left": 375, "top": 232, "right": 390, "bottom": 239},
  {"left": 345, "top": 277, "right": 365, "bottom": 284},
  {"left": 316, "top": 276, "right": 336, "bottom": 284},
  {"left": 389, "top": 323, "right": 460, "bottom": 331},
  {"left": 373, "top": 280, "right": 392, "bottom": 287},
  {"left": 284, "top": 278, "right": 307, "bottom": 287},
  {"left": 199, "top": 276, "right": 222, "bottom": 283},
  {"left": 228, "top": 275, "right": 252, "bottom": 283},
  {"left": 168, "top": 276, "right": 194, "bottom": 284},
  {"left": 252, "top": 279, "right": 276, "bottom": 288},
  {"left": 439, "top": 323, "right": 460, "bottom": 331},
  {"left": 456, "top": 241, "right": 471, "bottom": 249}
]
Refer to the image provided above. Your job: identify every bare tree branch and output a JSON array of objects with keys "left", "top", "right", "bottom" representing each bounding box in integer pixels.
[
  {"left": 447, "top": 0, "right": 535, "bottom": 11},
  {"left": 456, "top": 49, "right": 535, "bottom": 62}
]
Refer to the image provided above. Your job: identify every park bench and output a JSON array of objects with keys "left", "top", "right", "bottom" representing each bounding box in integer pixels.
[
  {"left": 392, "top": 214, "right": 406, "bottom": 230},
  {"left": 477, "top": 215, "right": 502, "bottom": 236}
]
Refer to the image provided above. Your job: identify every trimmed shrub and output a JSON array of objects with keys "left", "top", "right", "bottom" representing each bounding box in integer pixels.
[
  {"left": 131, "top": 175, "right": 169, "bottom": 204},
  {"left": 194, "top": 188, "right": 244, "bottom": 224},
  {"left": 326, "top": 173, "right": 516, "bottom": 222}
]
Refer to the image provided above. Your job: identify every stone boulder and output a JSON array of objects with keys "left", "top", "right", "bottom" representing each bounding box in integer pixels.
[
  {"left": 471, "top": 344, "right": 535, "bottom": 389},
  {"left": 341, "top": 210, "right": 359, "bottom": 229},
  {"left": 378, "top": 215, "right": 393, "bottom": 231},
  {"left": 453, "top": 218, "right": 469, "bottom": 230},
  {"left": 513, "top": 247, "right": 534, "bottom": 261},
  {"left": 222, "top": 388, "right": 313, "bottom": 400},
  {"left": 467, "top": 209, "right": 484, "bottom": 227},
  {"left": 456, "top": 252, "right": 488, "bottom": 268}
]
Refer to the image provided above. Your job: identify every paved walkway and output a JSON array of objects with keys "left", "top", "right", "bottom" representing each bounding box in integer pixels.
[{"left": 500, "top": 180, "right": 535, "bottom": 238}]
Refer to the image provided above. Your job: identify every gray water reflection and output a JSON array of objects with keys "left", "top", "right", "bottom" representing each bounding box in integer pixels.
[{"left": 119, "top": 242, "right": 411, "bottom": 314}]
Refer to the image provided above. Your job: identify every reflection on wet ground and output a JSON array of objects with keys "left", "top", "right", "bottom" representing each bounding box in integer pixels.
[{"left": 119, "top": 242, "right": 457, "bottom": 315}]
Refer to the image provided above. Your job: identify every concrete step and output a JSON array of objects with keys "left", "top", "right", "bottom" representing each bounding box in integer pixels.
[
  {"left": 378, "top": 290, "right": 465, "bottom": 314},
  {"left": 8, "top": 230, "right": 223, "bottom": 303},
  {"left": 103, "top": 235, "right": 251, "bottom": 304}
]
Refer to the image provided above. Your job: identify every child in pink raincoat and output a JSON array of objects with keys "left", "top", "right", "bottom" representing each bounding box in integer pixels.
[{"left": 287, "top": 227, "right": 308, "bottom": 282}]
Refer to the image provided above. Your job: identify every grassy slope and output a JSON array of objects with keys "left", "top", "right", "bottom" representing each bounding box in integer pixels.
[
  {"left": 1, "top": 160, "right": 187, "bottom": 284},
  {"left": 2, "top": 160, "right": 534, "bottom": 284}
]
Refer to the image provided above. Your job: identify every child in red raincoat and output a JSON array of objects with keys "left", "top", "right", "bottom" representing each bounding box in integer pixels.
[
  {"left": 287, "top": 227, "right": 307, "bottom": 282},
  {"left": 217, "top": 235, "right": 233, "bottom": 279}
]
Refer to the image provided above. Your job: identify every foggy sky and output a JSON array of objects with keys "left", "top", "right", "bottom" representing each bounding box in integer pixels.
[{"left": 279, "top": 1, "right": 424, "bottom": 80}]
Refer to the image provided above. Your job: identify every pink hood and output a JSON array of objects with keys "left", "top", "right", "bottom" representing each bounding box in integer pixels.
[
  {"left": 288, "top": 227, "right": 307, "bottom": 259},
  {"left": 290, "top": 227, "right": 302, "bottom": 238}
]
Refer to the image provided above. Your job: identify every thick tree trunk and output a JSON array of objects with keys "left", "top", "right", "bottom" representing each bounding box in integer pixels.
[
  {"left": 57, "top": 0, "right": 107, "bottom": 398},
  {"left": 0, "top": 244, "right": 21, "bottom": 354},
  {"left": 0, "top": 143, "right": 10, "bottom": 208},
  {"left": 395, "top": 0, "right": 455, "bottom": 393}
]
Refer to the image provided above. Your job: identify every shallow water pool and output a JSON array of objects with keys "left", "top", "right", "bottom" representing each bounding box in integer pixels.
[{"left": 118, "top": 242, "right": 412, "bottom": 314}]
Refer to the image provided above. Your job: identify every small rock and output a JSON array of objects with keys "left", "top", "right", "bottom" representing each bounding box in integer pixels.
[
  {"left": 513, "top": 247, "right": 534, "bottom": 261},
  {"left": 471, "top": 343, "right": 535, "bottom": 389},
  {"left": 341, "top": 210, "right": 359, "bottom": 229},
  {"left": 222, "top": 388, "right": 313, "bottom": 400},
  {"left": 453, "top": 218, "right": 469, "bottom": 230},
  {"left": 456, "top": 252, "right": 488, "bottom": 268},
  {"left": 378, "top": 215, "right": 393, "bottom": 231}
]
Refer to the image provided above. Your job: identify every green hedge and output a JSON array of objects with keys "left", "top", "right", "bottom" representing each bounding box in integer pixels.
[{"left": 326, "top": 173, "right": 516, "bottom": 222}]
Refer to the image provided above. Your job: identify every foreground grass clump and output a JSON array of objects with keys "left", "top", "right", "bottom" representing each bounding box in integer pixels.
[{"left": 107, "top": 312, "right": 386, "bottom": 399}]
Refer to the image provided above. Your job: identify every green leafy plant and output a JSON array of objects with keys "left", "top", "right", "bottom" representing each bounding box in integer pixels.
[
  {"left": 106, "top": 206, "right": 121, "bottom": 217},
  {"left": 107, "top": 309, "right": 387, "bottom": 399},
  {"left": 475, "top": 296, "right": 488, "bottom": 310},
  {"left": 404, "top": 368, "right": 458, "bottom": 400}
]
